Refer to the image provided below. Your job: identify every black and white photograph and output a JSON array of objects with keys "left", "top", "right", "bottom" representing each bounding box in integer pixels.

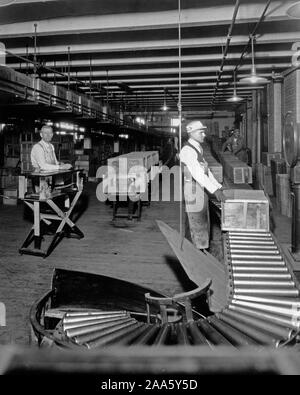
[{"left": 0, "top": 0, "right": 300, "bottom": 384}]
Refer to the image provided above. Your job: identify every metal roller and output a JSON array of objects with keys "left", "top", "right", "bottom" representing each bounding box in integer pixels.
[
  {"left": 231, "top": 267, "right": 288, "bottom": 273},
  {"left": 207, "top": 315, "right": 258, "bottom": 346},
  {"left": 229, "top": 232, "right": 271, "bottom": 237},
  {"left": 233, "top": 295, "right": 300, "bottom": 307},
  {"left": 85, "top": 321, "right": 141, "bottom": 348},
  {"left": 153, "top": 324, "right": 171, "bottom": 345},
  {"left": 196, "top": 319, "right": 233, "bottom": 346},
  {"left": 63, "top": 310, "right": 126, "bottom": 317},
  {"left": 231, "top": 254, "right": 284, "bottom": 260},
  {"left": 222, "top": 308, "right": 293, "bottom": 340},
  {"left": 231, "top": 259, "right": 286, "bottom": 267},
  {"left": 233, "top": 288, "right": 300, "bottom": 297},
  {"left": 73, "top": 318, "right": 137, "bottom": 345},
  {"left": 176, "top": 323, "right": 190, "bottom": 345},
  {"left": 229, "top": 237, "right": 273, "bottom": 242},
  {"left": 115, "top": 323, "right": 150, "bottom": 346},
  {"left": 233, "top": 280, "right": 295, "bottom": 288},
  {"left": 133, "top": 325, "right": 160, "bottom": 345},
  {"left": 227, "top": 304, "right": 300, "bottom": 329},
  {"left": 229, "top": 245, "right": 278, "bottom": 250},
  {"left": 64, "top": 317, "right": 134, "bottom": 338},
  {"left": 232, "top": 273, "right": 292, "bottom": 280},
  {"left": 230, "top": 249, "right": 280, "bottom": 255},
  {"left": 63, "top": 315, "right": 131, "bottom": 331},
  {"left": 229, "top": 240, "right": 275, "bottom": 245},
  {"left": 63, "top": 312, "right": 128, "bottom": 324},
  {"left": 217, "top": 312, "right": 281, "bottom": 346},
  {"left": 230, "top": 299, "right": 300, "bottom": 320},
  {"left": 187, "top": 322, "right": 211, "bottom": 346}
]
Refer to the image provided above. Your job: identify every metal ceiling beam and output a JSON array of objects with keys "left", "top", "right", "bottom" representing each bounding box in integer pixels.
[
  {"left": 5, "top": 32, "right": 300, "bottom": 56},
  {"left": 8, "top": 50, "right": 293, "bottom": 70},
  {"left": 0, "top": 1, "right": 293, "bottom": 38}
]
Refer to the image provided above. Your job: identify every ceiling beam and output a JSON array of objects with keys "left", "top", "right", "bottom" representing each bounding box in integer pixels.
[
  {"left": 4, "top": 32, "right": 299, "bottom": 56},
  {"left": 0, "top": 1, "right": 294, "bottom": 38}
]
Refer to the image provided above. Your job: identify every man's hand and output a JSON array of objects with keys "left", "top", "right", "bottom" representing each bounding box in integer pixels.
[
  {"left": 214, "top": 188, "right": 226, "bottom": 202},
  {"left": 59, "top": 163, "right": 72, "bottom": 170}
]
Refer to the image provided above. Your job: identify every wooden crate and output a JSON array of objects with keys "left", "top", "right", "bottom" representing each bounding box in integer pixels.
[
  {"left": 262, "top": 152, "right": 282, "bottom": 167},
  {"left": 221, "top": 189, "right": 269, "bottom": 232},
  {"left": 3, "top": 187, "right": 18, "bottom": 206},
  {"left": 276, "top": 174, "right": 292, "bottom": 217}
]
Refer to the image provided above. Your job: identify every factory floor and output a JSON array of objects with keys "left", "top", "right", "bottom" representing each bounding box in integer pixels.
[{"left": 0, "top": 181, "right": 298, "bottom": 346}]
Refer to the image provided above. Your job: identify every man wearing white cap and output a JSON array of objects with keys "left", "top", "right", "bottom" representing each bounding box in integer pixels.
[{"left": 180, "top": 120, "right": 225, "bottom": 250}]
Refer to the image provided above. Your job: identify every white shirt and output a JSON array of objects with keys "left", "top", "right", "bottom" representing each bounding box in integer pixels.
[
  {"left": 180, "top": 138, "right": 222, "bottom": 194},
  {"left": 31, "top": 140, "right": 60, "bottom": 171}
]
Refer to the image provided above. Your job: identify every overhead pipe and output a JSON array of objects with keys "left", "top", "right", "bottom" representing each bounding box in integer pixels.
[
  {"left": 211, "top": 0, "right": 240, "bottom": 107},
  {"left": 233, "top": 0, "right": 272, "bottom": 76}
]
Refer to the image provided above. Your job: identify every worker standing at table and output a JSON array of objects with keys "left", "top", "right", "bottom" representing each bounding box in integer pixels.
[{"left": 180, "top": 120, "right": 226, "bottom": 251}]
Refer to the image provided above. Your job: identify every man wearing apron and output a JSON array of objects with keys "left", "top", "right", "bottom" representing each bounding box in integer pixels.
[
  {"left": 31, "top": 125, "right": 72, "bottom": 172},
  {"left": 31, "top": 125, "right": 72, "bottom": 198},
  {"left": 180, "top": 120, "right": 225, "bottom": 250}
]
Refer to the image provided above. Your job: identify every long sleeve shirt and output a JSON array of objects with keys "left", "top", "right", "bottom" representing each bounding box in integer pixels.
[
  {"left": 179, "top": 138, "right": 222, "bottom": 194},
  {"left": 31, "top": 140, "right": 60, "bottom": 171}
]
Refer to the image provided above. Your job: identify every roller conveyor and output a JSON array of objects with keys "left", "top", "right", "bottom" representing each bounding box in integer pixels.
[{"left": 31, "top": 227, "right": 300, "bottom": 351}]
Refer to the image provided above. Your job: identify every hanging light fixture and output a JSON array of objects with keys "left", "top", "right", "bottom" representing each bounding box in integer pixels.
[
  {"left": 286, "top": 2, "right": 300, "bottom": 18},
  {"left": 240, "top": 35, "right": 269, "bottom": 84},
  {"left": 161, "top": 88, "right": 169, "bottom": 111},
  {"left": 227, "top": 71, "right": 244, "bottom": 102}
]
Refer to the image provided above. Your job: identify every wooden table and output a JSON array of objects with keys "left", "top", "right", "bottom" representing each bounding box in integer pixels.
[{"left": 19, "top": 169, "right": 84, "bottom": 258}]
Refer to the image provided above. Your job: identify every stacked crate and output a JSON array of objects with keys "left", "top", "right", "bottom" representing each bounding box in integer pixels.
[
  {"left": 270, "top": 158, "right": 287, "bottom": 197},
  {"left": 75, "top": 154, "right": 90, "bottom": 176},
  {"left": 276, "top": 174, "right": 292, "bottom": 218},
  {"left": 254, "top": 163, "right": 273, "bottom": 196},
  {"left": 20, "top": 142, "right": 34, "bottom": 173},
  {"left": 219, "top": 152, "right": 252, "bottom": 184},
  {"left": 203, "top": 145, "right": 223, "bottom": 183}
]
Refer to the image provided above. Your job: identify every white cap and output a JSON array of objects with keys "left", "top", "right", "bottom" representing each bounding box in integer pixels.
[{"left": 186, "top": 120, "right": 207, "bottom": 134}]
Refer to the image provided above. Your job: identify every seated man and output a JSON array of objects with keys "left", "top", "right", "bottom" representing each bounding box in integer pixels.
[
  {"left": 31, "top": 125, "right": 72, "bottom": 197},
  {"left": 221, "top": 128, "right": 248, "bottom": 163},
  {"left": 31, "top": 125, "right": 72, "bottom": 172}
]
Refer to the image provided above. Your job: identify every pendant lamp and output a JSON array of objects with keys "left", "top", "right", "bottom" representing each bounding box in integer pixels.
[
  {"left": 240, "top": 36, "right": 269, "bottom": 84},
  {"left": 227, "top": 71, "right": 244, "bottom": 102},
  {"left": 286, "top": 2, "right": 300, "bottom": 18},
  {"left": 161, "top": 88, "right": 169, "bottom": 111}
]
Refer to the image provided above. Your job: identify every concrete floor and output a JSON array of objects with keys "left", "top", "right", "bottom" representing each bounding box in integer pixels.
[{"left": 0, "top": 182, "right": 298, "bottom": 346}]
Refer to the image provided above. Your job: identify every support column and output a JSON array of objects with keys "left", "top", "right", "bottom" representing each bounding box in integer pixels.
[
  {"left": 268, "top": 76, "right": 283, "bottom": 153},
  {"left": 251, "top": 91, "right": 257, "bottom": 164}
]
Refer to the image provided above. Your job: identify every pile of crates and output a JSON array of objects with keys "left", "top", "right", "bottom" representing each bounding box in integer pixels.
[
  {"left": 74, "top": 150, "right": 90, "bottom": 176},
  {"left": 219, "top": 152, "right": 252, "bottom": 184},
  {"left": 202, "top": 144, "right": 223, "bottom": 183}
]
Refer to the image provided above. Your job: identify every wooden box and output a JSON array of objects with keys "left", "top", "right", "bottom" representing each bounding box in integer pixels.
[
  {"left": 262, "top": 152, "right": 282, "bottom": 167},
  {"left": 221, "top": 189, "right": 269, "bottom": 232},
  {"left": 3, "top": 187, "right": 18, "bottom": 206},
  {"left": 276, "top": 174, "right": 292, "bottom": 217}
]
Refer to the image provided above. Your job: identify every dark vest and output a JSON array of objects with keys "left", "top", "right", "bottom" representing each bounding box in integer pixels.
[{"left": 182, "top": 141, "right": 209, "bottom": 178}]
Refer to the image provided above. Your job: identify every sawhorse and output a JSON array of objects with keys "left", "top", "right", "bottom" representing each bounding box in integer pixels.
[{"left": 19, "top": 189, "right": 84, "bottom": 258}]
